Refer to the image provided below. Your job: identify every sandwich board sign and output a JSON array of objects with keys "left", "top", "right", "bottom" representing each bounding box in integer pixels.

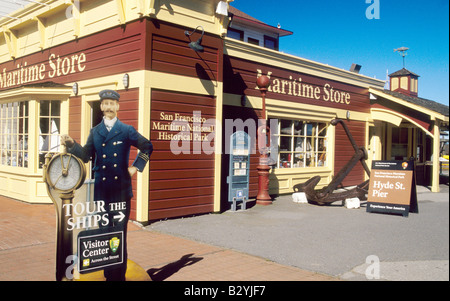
[{"left": 367, "top": 160, "right": 418, "bottom": 217}]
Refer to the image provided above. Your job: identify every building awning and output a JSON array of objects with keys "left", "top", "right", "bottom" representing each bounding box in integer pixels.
[
  {"left": 369, "top": 87, "right": 449, "bottom": 126},
  {"left": 0, "top": 82, "right": 72, "bottom": 101}
]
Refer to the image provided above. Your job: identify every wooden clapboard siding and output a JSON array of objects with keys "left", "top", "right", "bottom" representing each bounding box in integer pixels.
[
  {"left": 117, "top": 88, "right": 139, "bottom": 220},
  {"left": 223, "top": 55, "right": 370, "bottom": 114},
  {"left": 148, "top": 20, "right": 223, "bottom": 81},
  {"left": 149, "top": 89, "right": 216, "bottom": 221},
  {"left": 68, "top": 96, "right": 81, "bottom": 143},
  {"left": 0, "top": 21, "right": 146, "bottom": 92},
  {"left": 223, "top": 55, "right": 371, "bottom": 187},
  {"left": 334, "top": 120, "right": 366, "bottom": 187}
]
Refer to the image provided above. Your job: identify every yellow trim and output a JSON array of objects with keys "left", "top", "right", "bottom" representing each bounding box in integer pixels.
[
  {"left": 223, "top": 93, "right": 262, "bottom": 110},
  {"left": 370, "top": 107, "right": 433, "bottom": 137},
  {"left": 71, "top": 1, "right": 81, "bottom": 38},
  {"left": 223, "top": 93, "right": 370, "bottom": 122},
  {"left": 2, "top": 26, "right": 17, "bottom": 59},
  {"left": 270, "top": 167, "right": 333, "bottom": 195},
  {"left": 213, "top": 82, "right": 223, "bottom": 212},
  {"left": 138, "top": 0, "right": 158, "bottom": 16},
  {"left": 0, "top": 88, "right": 71, "bottom": 203},
  {"left": 371, "top": 109, "right": 402, "bottom": 127},
  {"left": 369, "top": 88, "right": 447, "bottom": 122},
  {"left": 116, "top": 0, "right": 127, "bottom": 24},
  {"left": 432, "top": 121, "right": 440, "bottom": 192},
  {"left": 225, "top": 38, "right": 385, "bottom": 89},
  {"left": 149, "top": 70, "right": 218, "bottom": 95},
  {"left": 0, "top": 0, "right": 227, "bottom": 64},
  {"left": 262, "top": 99, "right": 337, "bottom": 193},
  {"left": 33, "top": 17, "right": 46, "bottom": 49},
  {"left": 135, "top": 70, "right": 151, "bottom": 223}
]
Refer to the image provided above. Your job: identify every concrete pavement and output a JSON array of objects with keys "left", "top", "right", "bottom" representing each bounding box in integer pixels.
[
  {"left": 0, "top": 184, "right": 448, "bottom": 281},
  {"left": 0, "top": 195, "right": 336, "bottom": 281},
  {"left": 147, "top": 184, "right": 449, "bottom": 281}
]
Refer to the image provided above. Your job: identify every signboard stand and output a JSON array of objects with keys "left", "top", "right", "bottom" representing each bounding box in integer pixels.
[
  {"left": 367, "top": 160, "right": 418, "bottom": 217},
  {"left": 227, "top": 131, "right": 251, "bottom": 211},
  {"left": 43, "top": 153, "right": 150, "bottom": 281}
]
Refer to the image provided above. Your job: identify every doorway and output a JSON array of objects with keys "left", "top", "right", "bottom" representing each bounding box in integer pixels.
[
  {"left": 88, "top": 100, "right": 103, "bottom": 179},
  {"left": 368, "top": 122, "right": 384, "bottom": 175}
]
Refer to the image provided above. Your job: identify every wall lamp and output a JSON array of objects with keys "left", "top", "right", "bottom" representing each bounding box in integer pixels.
[
  {"left": 123, "top": 73, "right": 130, "bottom": 89},
  {"left": 72, "top": 82, "right": 78, "bottom": 96},
  {"left": 184, "top": 26, "right": 205, "bottom": 52},
  {"left": 216, "top": 1, "right": 229, "bottom": 16}
]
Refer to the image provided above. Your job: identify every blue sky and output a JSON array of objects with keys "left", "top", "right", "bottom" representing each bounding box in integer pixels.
[{"left": 230, "top": 0, "right": 449, "bottom": 106}]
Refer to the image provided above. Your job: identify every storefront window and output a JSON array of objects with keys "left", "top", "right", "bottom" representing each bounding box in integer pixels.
[
  {"left": 39, "top": 100, "right": 61, "bottom": 168},
  {"left": 415, "top": 130, "right": 424, "bottom": 163},
  {"left": 275, "top": 119, "right": 328, "bottom": 168},
  {"left": 0, "top": 102, "right": 29, "bottom": 168},
  {"left": 391, "top": 127, "right": 408, "bottom": 160}
]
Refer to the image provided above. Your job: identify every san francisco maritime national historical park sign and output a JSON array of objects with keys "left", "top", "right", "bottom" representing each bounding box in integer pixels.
[{"left": 367, "top": 160, "right": 418, "bottom": 217}]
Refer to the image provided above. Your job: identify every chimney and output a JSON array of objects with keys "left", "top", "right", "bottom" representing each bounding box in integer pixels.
[{"left": 389, "top": 68, "right": 420, "bottom": 97}]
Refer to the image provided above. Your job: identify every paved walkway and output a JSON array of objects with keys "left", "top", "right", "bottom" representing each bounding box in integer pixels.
[{"left": 0, "top": 195, "right": 337, "bottom": 281}]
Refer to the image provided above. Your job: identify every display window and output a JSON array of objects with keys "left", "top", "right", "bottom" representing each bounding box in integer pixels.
[
  {"left": 0, "top": 102, "right": 29, "bottom": 168},
  {"left": 274, "top": 119, "right": 328, "bottom": 168},
  {"left": 38, "top": 100, "right": 62, "bottom": 168}
]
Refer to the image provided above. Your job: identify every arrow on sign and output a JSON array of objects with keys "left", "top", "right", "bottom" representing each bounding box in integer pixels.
[{"left": 114, "top": 211, "right": 125, "bottom": 223}]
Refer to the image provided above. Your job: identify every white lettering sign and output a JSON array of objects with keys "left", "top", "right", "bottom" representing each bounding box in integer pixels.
[
  {"left": 256, "top": 70, "right": 351, "bottom": 105},
  {"left": 0, "top": 52, "right": 87, "bottom": 89}
]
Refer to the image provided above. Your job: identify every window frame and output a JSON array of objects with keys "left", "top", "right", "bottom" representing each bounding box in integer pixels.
[
  {"left": 0, "top": 85, "right": 71, "bottom": 174},
  {"left": 274, "top": 119, "right": 329, "bottom": 169},
  {"left": 0, "top": 101, "right": 29, "bottom": 168},
  {"left": 247, "top": 37, "right": 260, "bottom": 46},
  {"left": 38, "top": 100, "right": 62, "bottom": 169},
  {"left": 264, "top": 35, "right": 278, "bottom": 51},
  {"left": 227, "top": 28, "right": 244, "bottom": 41}
]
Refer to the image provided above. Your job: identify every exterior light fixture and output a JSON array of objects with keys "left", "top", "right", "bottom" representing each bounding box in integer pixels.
[
  {"left": 72, "top": 82, "right": 78, "bottom": 96},
  {"left": 349, "top": 63, "right": 361, "bottom": 74},
  {"left": 123, "top": 73, "right": 130, "bottom": 89},
  {"left": 216, "top": 1, "right": 228, "bottom": 16},
  {"left": 184, "top": 26, "right": 205, "bottom": 52}
]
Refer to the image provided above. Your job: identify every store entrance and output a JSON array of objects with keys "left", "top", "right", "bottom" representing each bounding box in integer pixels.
[
  {"left": 88, "top": 101, "right": 103, "bottom": 179},
  {"left": 368, "top": 122, "right": 384, "bottom": 178}
]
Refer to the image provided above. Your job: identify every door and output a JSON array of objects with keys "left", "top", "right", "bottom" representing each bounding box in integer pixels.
[
  {"left": 368, "top": 122, "right": 383, "bottom": 177},
  {"left": 88, "top": 101, "right": 102, "bottom": 179}
]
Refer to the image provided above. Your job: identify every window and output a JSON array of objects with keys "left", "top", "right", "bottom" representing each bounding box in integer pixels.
[
  {"left": 415, "top": 129, "right": 424, "bottom": 163},
  {"left": 411, "top": 78, "right": 418, "bottom": 93},
  {"left": 400, "top": 76, "right": 408, "bottom": 90},
  {"left": 227, "top": 28, "right": 244, "bottom": 41},
  {"left": 391, "top": 127, "right": 408, "bottom": 160},
  {"left": 39, "top": 100, "right": 61, "bottom": 168},
  {"left": 264, "top": 36, "right": 278, "bottom": 50},
  {"left": 275, "top": 119, "right": 328, "bottom": 168},
  {"left": 247, "top": 37, "right": 259, "bottom": 46},
  {"left": 0, "top": 102, "right": 29, "bottom": 168},
  {"left": 391, "top": 77, "right": 399, "bottom": 90}
]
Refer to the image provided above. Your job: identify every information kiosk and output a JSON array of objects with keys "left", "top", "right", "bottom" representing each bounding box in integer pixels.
[{"left": 227, "top": 131, "right": 251, "bottom": 211}]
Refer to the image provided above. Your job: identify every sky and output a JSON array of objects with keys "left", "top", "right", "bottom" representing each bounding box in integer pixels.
[{"left": 231, "top": 0, "right": 449, "bottom": 106}]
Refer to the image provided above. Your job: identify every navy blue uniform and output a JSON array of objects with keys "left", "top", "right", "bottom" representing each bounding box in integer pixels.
[
  {"left": 69, "top": 119, "right": 152, "bottom": 203},
  {"left": 68, "top": 118, "right": 152, "bottom": 280}
]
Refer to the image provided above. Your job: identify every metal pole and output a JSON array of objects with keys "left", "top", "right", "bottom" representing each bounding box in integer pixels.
[{"left": 256, "top": 75, "right": 272, "bottom": 205}]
